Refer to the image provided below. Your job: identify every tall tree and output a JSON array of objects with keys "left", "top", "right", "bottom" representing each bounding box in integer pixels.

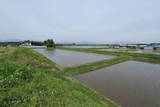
[{"left": 44, "top": 39, "right": 55, "bottom": 48}]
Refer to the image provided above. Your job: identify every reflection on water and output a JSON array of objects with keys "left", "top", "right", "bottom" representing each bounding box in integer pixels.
[
  {"left": 74, "top": 61, "right": 160, "bottom": 107},
  {"left": 35, "top": 49, "right": 114, "bottom": 67}
]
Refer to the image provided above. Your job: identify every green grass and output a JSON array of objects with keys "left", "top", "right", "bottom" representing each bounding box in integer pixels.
[
  {"left": 63, "top": 56, "right": 131, "bottom": 76},
  {"left": 0, "top": 47, "right": 119, "bottom": 107}
]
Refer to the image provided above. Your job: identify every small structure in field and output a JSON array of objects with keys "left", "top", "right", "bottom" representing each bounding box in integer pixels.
[
  {"left": 150, "top": 43, "right": 160, "bottom": 50},
  {"left": 153, "top": 45, "right": 160, "bottom": 50},
  {"left": 20, "top": 41, "right": 32, "bottom": 46}
]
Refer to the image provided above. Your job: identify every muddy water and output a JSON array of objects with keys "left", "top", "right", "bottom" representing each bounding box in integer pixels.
[
  {"left": 74, "top": 61, "right": 160, "bottom": 107},
  {"left": 35, "top": 49, "right": 114, "bottom": 67}
]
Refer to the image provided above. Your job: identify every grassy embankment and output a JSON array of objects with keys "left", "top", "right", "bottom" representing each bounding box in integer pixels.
[
  {"left": 63, "top": 56, "right": 130, "bottom": 76},
  {"left": 0, "top": 47, "right": 120, "bottom": 107}
]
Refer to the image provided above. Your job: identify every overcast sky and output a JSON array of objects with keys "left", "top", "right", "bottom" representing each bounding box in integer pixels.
[{"left": 0, "top": 0, "right": 160, "bottom": 43}]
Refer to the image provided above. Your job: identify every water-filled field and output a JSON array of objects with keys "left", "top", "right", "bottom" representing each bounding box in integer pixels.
[
  {"left": 35, "top": 49, "right": 114, "bottom": 67},
  {"left": 74, "top": 61, "right": 160, "bottom": 107},
  {"left": 64, "top": 46, "right": 108, "bottom": 48},
  {"left": 98, "top": 49, "right": 160, "bottom": 55}
]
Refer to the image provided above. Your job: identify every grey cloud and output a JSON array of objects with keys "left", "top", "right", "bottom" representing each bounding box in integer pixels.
[{"left": 0, "top": 0, "right": 160, "bottom": 43}]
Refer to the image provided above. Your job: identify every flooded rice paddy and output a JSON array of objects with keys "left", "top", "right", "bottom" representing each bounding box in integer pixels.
[
  {"left": 98, "top": 49, "right": 160, "bottom": 55},
  {"left": 35, "top": 49, "right": 114, "bottom": 67},
  {"left": 64, "top": 46, "right": 108, "bottom": 48},
  {"left": 74, "top": 61, "right": 160, "bottom": 107}
]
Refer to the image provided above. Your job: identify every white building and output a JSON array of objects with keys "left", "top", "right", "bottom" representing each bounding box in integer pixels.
[{"left": 20, "top": 42, "right": 32, "bottom": 46}]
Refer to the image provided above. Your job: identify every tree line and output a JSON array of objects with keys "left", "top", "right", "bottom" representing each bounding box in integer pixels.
[
  {"left": 0, "top": 39, "right": 55, "bottom": 48},
  {"left": 25, "top": 39, "right": 55, "bottom": 48}
]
